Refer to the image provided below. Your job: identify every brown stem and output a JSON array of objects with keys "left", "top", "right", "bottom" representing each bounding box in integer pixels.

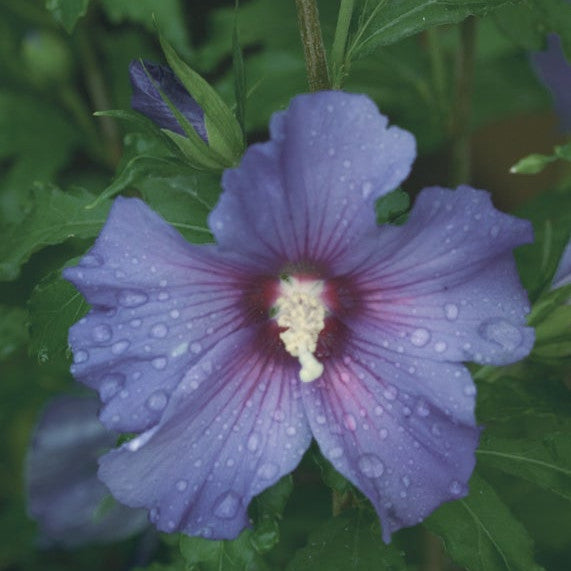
[{"left": 295, "top": 0, "right": 330, "bottom": 91}]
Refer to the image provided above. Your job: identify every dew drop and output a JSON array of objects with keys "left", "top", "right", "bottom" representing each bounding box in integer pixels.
[
  {"left": 191, "top": 342, "right": 202, "bottom": 354},
  {"left": 111, "top": 340, "right": 130, "bottom": 355},
  {"left": 343, "top": 159, "right": 351, "bottom": 168},
  {"left": 151, "top": 357, "right": 167, "bottom": 370},
  {"left": 434, "top": 341, "right": 447, "bottom": 353},
  {"left": 118, "top": 290, "right": 148, "bottom": 308},
  {"left": 490, "top": 225, "right": 500, "bottom": 238},
  {"left": 74, "top": 349, "right": 89, "bottom": 364},
  {"left": 383, "top": 385, "right": 398, "bottom": 401},
  {"left": 273, "top": 409, "right": 285, "bottom": 422},
  {"left": 358, "top": 454, "right": 384, "bottom": 478},
  {"left": 479, "top": 318, "right": 523, "bottom": 351},
  {"left": 415, "top": 399, "right": 430, "bottom": 417},
  {"left": 379, "top": 428, "right": 388, "bottom": 440},
  {"left": 444, "top": 303, "right": 459, "bottom": 321},
  {"left": 149, "top": 507, "right": 160, "bottom": 523},
  {"left": 130, "top": 318, "right": 142, "bottom": 328},
  {"left": 463, "top": 385, "right": 476, "bottom": 396},
  {"left": 316, "top": 414, "right": 326, "bottom": 425},
  {"left": 247, "top": 432, "right": 260, "bottom": 452},
  {"left": 80, "top": 253, "right": 102, "bottom": 267},
  {"left": 214, "top": 491, "right": 241, "bottom": 519},
  {"left": 158, "top": 291, "right": 170, "bottom": 301},
  {"left": 170, "top": 309, "right": 180, "bottom": 319},
  {"left": 171, "top": 342, "right": 188, "bottom": 358},
  {"left": 147, "top": 390, "right": 168, "bottom": 411},
  {"left": 374, "top": 405, "right": 384, "bottom": 416},
  {"left": 151, "top": 323, "right": 169, "bottom": 339},
  {"left": 328, "top": 446, "right": 343, "bottom": 459},
  {"left": 449, "top": 480, "right": 463, "bottom": 495},
  {"left": 257, "top": 463, "right": 279, "bottom": 480},
  {"left": 343, "top": 413, "right": 357, "bottom": 431},
  {"left": 410, "top": 328, "right": 431, "bottom": 347},
  {"left": 175, "top": 480, "right": 188, "bottom": 492},
  {"left": 100, "top": 373, "right": 124, "bottom": 401}
]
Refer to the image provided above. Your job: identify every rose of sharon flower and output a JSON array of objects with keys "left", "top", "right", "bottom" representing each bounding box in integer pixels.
[
  {"left": 64, "top": 92, "right": 534, "bottom": 542},
  {"left": 129, "top": 60, "right": 207, "bottom": 141},
  {"left": 26, "top": 395, "right": 148, "bottom": 547}
]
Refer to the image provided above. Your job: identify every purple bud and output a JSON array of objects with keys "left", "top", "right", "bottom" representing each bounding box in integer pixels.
[
  {"left": 129, "top": 60, "right": 207, "bottom": 141},
  {"left": 532, "top": 34, "right": 571, "bottom": 132}
]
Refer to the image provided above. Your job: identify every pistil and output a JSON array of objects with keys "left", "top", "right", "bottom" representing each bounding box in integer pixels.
[{"left": 274, "top": 276, "right": 327, "bottom": 382}]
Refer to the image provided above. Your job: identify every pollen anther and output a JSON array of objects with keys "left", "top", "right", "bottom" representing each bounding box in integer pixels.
[{"left": 274, "top": 277, "right": 326, "bottom": 382}]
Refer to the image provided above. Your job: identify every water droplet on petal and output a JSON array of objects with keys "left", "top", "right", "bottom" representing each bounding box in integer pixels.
[
  {"left": 383, "top": 385, "right": 398, "bottom": 401},
  {"left": 176, "top": 479, "right": 188, "bottom": 492},
  {"left": 463, "top": 384, "right": 476, "bottom": 396},
  {"left": 286, "top": 426, "right": 296, "bottom": 436},
  {"left": 80, "top": 253, "right": 102, "bottom": 267},
  {"left": 343, "top": 413, "right": 357, "bottom": 431},
  {"left": 247, "top": 432, "right": 261, "bottom": 452},
  {"left": 151, "top": 323, "right": 169, "bottom": 338},
  {"left": 170, "top": 309, "right": 180, "bottom": 319},
  {"left": 130, "top": 318, "right": 142, "bottom": 328},
  {"left": 449, "top": 480, "right": 463, "bottom": 495},
  {"left": 362, "top": 181, "right": 373, "bottom": 198},
  {"left": 479, "top": 318, "right": 523, "bottom": 351},
  {"left": 111, "top": 340, "right": 130, "bottom": 355},
  {"left": 444, "top": 303, "right": 459, "bottom": 321},
  {"left": 379, "top": 428, "right": 388, "bottom": 439},
  {"left": 410, "top": 328, "right": 431, "bottom": 347},
  {"left": 147, "top": 390, "right": 168, "bottom": 411},
  {"left": 434, "top": 341, "right": 447, "bottom": 353},
  {"left": 316, "top": 414, "right": 326, "bottom": 425},
  {"left": 152, "top": 357, "right": 167, "bottom": 370},
  {"left": 149, "top": 507, "right": 160, "bottom": 523},
  {"left": 118, "top": 290, "right": 148, "bottom": 308},
  {"left": 415, "top": 399, "right": 430, "bottom": 417},
  {"left": 191, "top": 342, "right": 202, "bottom": 354},
  {"left": 358, "top": 454, "right": 384, "bottom": 478},
  {"left": 257, "top": 463, "right": 279, "bottom": 480},
  {"left": 374, "top": 405, "right": 384, "bottom": 416},
  {"left": 273, "top": 409, "right": 285, "bottom": 422},
  {"left": 328, "top": 446, "right": 343, "bottom": 459},
  {"left": 214, "top": 491, "right": 241, "bottom": 519},
  {"left": 100, "top": 373, "right": 124, "bottom": 401},
  {"left": 74, "top": 349, "right": 89, "bottom": 364}
]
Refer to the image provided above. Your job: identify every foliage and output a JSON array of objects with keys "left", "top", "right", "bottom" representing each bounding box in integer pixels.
[{"left": 0, "top": 0, "right": 569, "bottom": 570}]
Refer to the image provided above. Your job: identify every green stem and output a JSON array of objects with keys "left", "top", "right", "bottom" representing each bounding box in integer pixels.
[
  {"left": 449, "top": 17, "right": 477, "bottom": 186},
  {"left": 421, "top": 528, "right": 445, "bottom": 571},
  {"left": 331, "top": 0, "right": 355, "bottom": 88},
  {"left": 76, "top": 26, "right": 122, "bottom": 169},
  {"left": 295, "top": 0, "right": 330, "bottom": 91}
]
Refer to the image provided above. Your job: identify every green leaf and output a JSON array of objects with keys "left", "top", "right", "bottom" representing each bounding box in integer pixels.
[
  {"left": 0, "top": 185, "right": 110, "bottom": 281},
  {"left": 510, "top": 153, "right": 557, "bottom": 175},
  {"left": 28, "top": 262, "right": 89, "bottom": 363},
  {"left": 477, "top": 433, "right": 571, "bottom": 502},
  {"left": 0, "top": 306, "right": 29, "bottom": 361},
  {"left": 159, "top": 36, "right": 245, "bottom": 165},
  {"left": 287, "top": 510, "right": 406, "bottom": 571},
  {"left": 349, "top": 0, "right": 524, "bottom": 58},
  {"left": 99, "top": 0, "right": 191, "bottom": 57},
  {"left": 426, "top": 473, "right": 540, "bottom": 571},
  {"left": 45, "top": 0, "right": 89, "bottom": 33},
  {"left": 493, "top": 0, "right": 571, "bottom": 59},
  {"left": 0, "top": 92, "right": 78, "bottom": 223},
  {"left": 375, "top": 188, "right": 410, "bottom": 225}
]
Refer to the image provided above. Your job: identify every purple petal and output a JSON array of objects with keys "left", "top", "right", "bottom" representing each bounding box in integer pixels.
[
  {"left": 339, "top": 186, "right": 534, "bottom": 366},
  {"left": 552, "top": 239, "right": 571, "bottom": 289},
  {"left": 302, "top": 354, "right": 479, "bottom": 542},
  {"left": 64, "top": 198, "right": 257, "bottom": 433},
  {"left": 98, "top": 328, "right": 311, "bottom": 540},
  {"left": 129, "top": 60, "right": 207, "bottom": 141},
  {"left": 532, "top": 34, "right": 571, "bottom": 132},
  {"left": 210, "top": 91, "right": 416, "bottom": 270},
  {"left": 26, "top": 395, "right": 148, "bottom": 547}
]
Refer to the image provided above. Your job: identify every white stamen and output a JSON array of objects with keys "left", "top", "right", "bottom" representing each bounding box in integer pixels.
[{"left": 274, "top": 277, "right": 326, "bottom": 382}]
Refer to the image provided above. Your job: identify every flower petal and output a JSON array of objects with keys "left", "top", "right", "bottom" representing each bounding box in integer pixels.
[
  {"left": 129, "top": 60, "right": 207, "bottom": 140},
  {"left": 210, "top": 91, "right": 415, "bottom": 269},
  {"left": 340, "top": 186, "right": 534, "bottom": 366},
  {"left": 302, "top": 352, "right": 479, "bottom": 542},
  {"left": 98, "top": 328, "right": 311, "bottom": 540},
  {"left": 26, "top": 395, "right": 148, "bottom": 547},
  {"left": 64, "top": 198, "right": 256, "bottom": 433}
]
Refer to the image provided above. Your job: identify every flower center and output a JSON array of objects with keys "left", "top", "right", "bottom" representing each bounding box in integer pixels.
[{"left": 274, "top": 276, "right": 327, "bottom": 382}]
